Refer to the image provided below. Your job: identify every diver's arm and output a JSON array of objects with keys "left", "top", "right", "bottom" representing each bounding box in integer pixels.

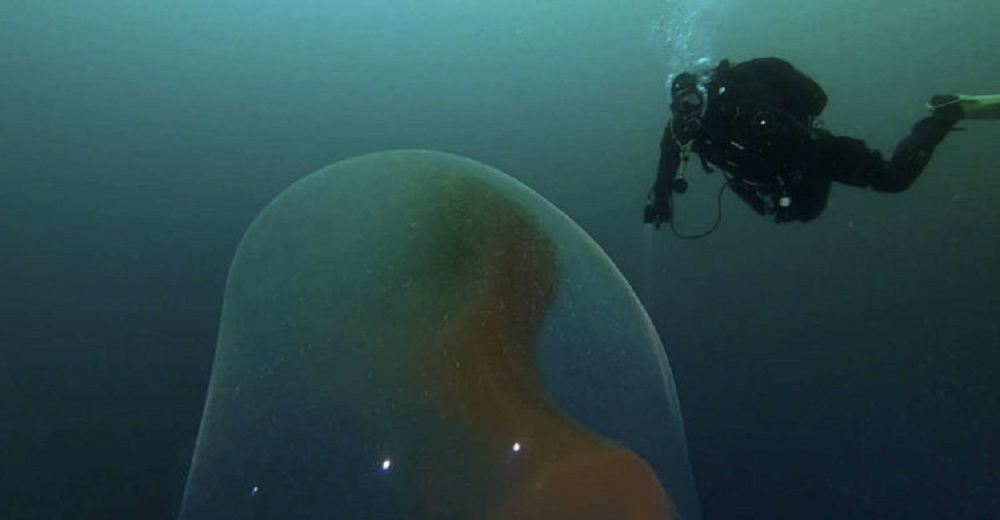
[{"left": 644, "top": 120, "right": 682, "bottom": 227}]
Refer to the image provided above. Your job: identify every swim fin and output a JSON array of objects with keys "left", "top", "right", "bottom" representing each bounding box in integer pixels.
[{"left": 927, "top": 94, "right": 1000, "bottom": 120}]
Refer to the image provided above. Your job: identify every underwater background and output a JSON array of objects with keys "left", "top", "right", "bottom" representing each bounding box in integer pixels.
[{"left": 1, "top": 0, "right": 997, "bottom": 519}]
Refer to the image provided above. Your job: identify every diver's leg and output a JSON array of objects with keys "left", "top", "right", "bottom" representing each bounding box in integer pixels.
[
  {"left": 813, "top": 134, "right": 890, "bottom": 189},
  {"left": 879, "top": 108, "right": 962, "bottom": 192},
  {"left": 819, "top": 108, "right": 961, "bottom": 193}
]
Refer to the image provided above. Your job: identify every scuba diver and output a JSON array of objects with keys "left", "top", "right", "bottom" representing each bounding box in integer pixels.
[{"left": 643, "top": 57, "right": 998, "bottom": 237}]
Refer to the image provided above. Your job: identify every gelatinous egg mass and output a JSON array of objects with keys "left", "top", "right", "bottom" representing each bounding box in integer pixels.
[{"left": 178, "top": 150, "right": 700, "bottom": 520}]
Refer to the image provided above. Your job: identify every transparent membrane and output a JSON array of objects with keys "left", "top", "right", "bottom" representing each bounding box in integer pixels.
[{"left": 178, "top": 150, "right": 700, "bottom": 520}]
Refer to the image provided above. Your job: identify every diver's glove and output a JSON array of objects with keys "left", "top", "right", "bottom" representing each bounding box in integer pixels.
[{"left": 643, "top": 188, "right": 672, "bottom": 228}]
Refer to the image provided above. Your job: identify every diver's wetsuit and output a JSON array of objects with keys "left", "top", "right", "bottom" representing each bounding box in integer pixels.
[{"left": 647, "top": 57, "right": 962, "bottom": 224}]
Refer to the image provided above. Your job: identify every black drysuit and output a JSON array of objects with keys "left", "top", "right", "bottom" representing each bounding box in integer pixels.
[{"left": 648, "top": 57, "right": 960, "bottom": 224}]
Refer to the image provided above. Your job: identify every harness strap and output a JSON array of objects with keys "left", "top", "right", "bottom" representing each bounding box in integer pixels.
[{"left": 669, "top": 118, "right": 695, "bottom": 182}]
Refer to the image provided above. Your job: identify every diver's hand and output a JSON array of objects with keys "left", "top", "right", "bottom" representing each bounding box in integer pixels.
[{"left": 643, "top": 189, "right": 672, "bottom": 229}]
